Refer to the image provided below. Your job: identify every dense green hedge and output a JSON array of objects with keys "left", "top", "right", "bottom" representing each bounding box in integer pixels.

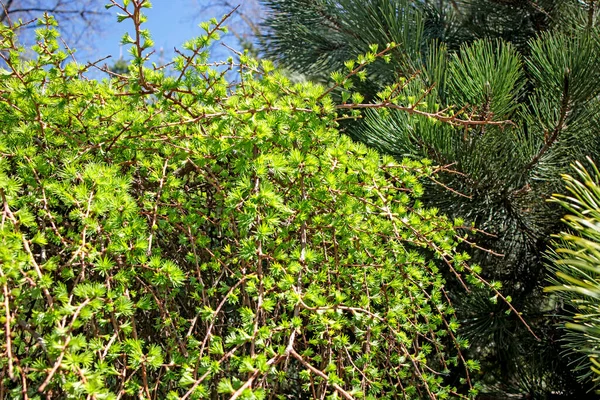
[{"left": 0, "top": 3, "right": 505, "bottom": 399}]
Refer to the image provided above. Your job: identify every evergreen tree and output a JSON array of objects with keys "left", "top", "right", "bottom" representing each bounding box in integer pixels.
[
  {"left": 260, "top": 0, "right": 600, "bottom": 397},
  {"left": 547, "top": 158, "right": 600, "bottom": 390}
]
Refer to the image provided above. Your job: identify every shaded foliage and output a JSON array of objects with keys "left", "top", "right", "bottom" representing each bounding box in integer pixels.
[
  {"left": 0, "top": 2, "right": 516, "bottom": 398},
  {"left": 260, "top": 0, "right": 600, "bottom": 397},
  {"left": 547, "top": 159, "right": 600, "bottom": 390}
]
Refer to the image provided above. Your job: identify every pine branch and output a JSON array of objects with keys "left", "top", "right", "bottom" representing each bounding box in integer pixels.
[{"left": 523, "top": 70, "right": 571, "bottom": 172}]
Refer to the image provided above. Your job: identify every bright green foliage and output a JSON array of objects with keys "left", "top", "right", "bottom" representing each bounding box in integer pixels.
[
  {"left": 546, "top": 159, "right": 600, "bottom": 389},
  {"left": 0, "top": 4, "right": 492, "bottom": 399},
  {"left": 260, "top": 0, "right": 600, "bottom": 396}
]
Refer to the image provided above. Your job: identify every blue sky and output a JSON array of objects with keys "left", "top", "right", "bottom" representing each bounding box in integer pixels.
[{"left": 83, "top": 1, "right": 254, "bottom": 73}]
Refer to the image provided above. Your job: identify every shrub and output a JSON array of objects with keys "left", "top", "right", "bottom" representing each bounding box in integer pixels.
[{"left": 0, "top": 3, "right": 506, "bottom": 398}]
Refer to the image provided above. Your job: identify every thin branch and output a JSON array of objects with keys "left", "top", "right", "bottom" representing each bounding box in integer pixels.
[
  {"left": 229, "top": 354, "right": 283, "bottom": 400},
  {"left": 194, "top": 276, "right": 249, "bottom": 356},
  {"left": 0, "top": 267, "right": 13, "bottom": 380},
  {"left": 289, "top": 348, "right": 355, "bottom": 400},
  {"left": 173, "top": 5, "right": 239, "bottom": 86},
  {"left": 429, "top": 176, "right": 472, "bottom": 199},
  {"left": 6, "top": 8, "right": 105, "bottom": 15},
  {"left": 335, "top": 101, "right": 514, "bottom": 128},
  {"left": 523, "top": 71, "right": 570, "bottom": 172},
  {"left": 0, "top": 0, "right": 15, "bottom": 23},
  {"left": 180, "top": 344, "right": 243, "bottom": 400},
  {"left": 317, "top": 45, "right": 397, "bottom": 102},
  {"left": 147, "top": 159, "right": 169, "bottom": 256},
  {"left": 1, "top": 189, "right": 54, "bottom": 307},
  {"left": 38, "top": 299, "right": 91, "bottom": 392}
]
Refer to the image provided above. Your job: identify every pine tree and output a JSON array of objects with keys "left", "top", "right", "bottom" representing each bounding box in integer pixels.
[
  {"left": 260, "top": 0, "right": 600, "bottom": 397},
  {"left": 547, "top": 158, "right": 600, "bottom": 390}
]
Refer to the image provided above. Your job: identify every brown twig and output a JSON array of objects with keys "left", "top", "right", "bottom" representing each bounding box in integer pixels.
[
  {"left": 429, "top": 176, "right": 472, "bottom": 199},
  {"left": 38, "top": 299, "right": 91, "bottom": 392},
  {"left": 523, "top": 72, "right": 570, "bottom": 172},
  {"left": 195, "top": 276, "right": 249, "bottom": 354},
  {"left": 317, "top": 45, "right": 397, "bottom": 102},
  {"left": 229, "top": 354, "right": 283, "bottom": 400},
  {"left": 180, "top": 344, "right": 243, "bottom": 400},
  {"left": 335, "top": 101, "right": 514, "bottom": 128},
  {"left": 1, "top": 189, "right": 54, "bottom": 306},
  {"left": 289, "top": 348, "right": 355, "bottom": 400},
  {"left": 173, "top": 5, "right": 240, "bottom": 87},
  {"left": 0, "top": 268, "right": 14, "bottom": 380},
  {"left": 147, "top": 159, "right": 169, "bottom": 256}
]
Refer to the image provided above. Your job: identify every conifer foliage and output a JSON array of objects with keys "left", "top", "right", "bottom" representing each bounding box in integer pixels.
[
  {"left": 261, "top": 0, "right": 600, "bottom": 397},
  {"left": 547, "top": 159, "right": 600, "bottom": 389},
  {"left": 0, "top": 2, "right": 509, "bottom": 398}
]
